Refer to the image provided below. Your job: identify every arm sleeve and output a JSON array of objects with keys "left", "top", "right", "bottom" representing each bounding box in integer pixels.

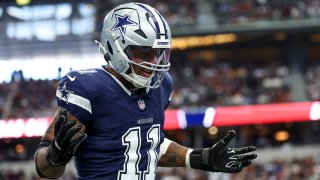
[{"left": 159, "top": 138, "right": 173, "bottom": 158}]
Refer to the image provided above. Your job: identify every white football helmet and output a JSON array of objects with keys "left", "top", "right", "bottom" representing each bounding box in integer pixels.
[{"left": 96, "top": 2, "right": 171, "bottom": 89}]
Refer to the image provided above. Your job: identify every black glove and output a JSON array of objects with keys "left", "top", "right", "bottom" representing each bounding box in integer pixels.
[
  {"left": 46, "top": 109, "right": 87, "bottom": 166},
  {"left": 189, "top": 130, "right": 257, "bottom": 173}
]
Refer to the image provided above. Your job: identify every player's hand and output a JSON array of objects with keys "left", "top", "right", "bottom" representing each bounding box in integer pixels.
[
  {"left": 46, "top": 109, "right": 87, "bottom": 166},
  {"left": 189, "top": 130, "right": 257, "bottom": 173}
]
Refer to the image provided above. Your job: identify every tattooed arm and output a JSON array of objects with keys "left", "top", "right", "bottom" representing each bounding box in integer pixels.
[{"left": 158, "top": 138, "right": 190, "bottom": 167}]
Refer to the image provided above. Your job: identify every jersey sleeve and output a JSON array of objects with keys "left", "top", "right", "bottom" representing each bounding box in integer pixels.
[{"left": 56, "top": 71, "right": 94, "bottom": 125}]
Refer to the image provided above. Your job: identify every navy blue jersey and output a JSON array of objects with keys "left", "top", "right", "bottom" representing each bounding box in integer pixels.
[{"left": 56, "top": 67, "right": 173, "bottom": 180}]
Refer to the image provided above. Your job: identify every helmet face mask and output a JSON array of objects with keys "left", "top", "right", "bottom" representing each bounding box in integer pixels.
[
  {"left": 98, "top": 2, "right": 172, "bottom": 89},
  {"left": 125, "top": 46, "right": 171, "bottom": 72}
]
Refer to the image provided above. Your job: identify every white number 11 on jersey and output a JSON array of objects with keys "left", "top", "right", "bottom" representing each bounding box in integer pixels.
[{"left": 118, "top": 124, "right": 161, "bottom": 180}]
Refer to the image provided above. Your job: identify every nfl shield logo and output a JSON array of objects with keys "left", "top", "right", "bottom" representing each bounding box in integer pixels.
[{"left": 138, "top": 100, "right": 146, "bottom": 110}]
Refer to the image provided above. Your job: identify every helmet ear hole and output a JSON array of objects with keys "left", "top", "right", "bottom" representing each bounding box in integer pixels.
[
  {"left": 104, "top": 53, "right": 111, "bottom": 62},
  {"left": 107, "top": 41, "right": 113, "bottom": 55}
]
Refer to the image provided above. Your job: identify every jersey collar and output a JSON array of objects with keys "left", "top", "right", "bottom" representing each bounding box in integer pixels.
[
  {"left": 101, "top": 66, "right": 132, "bottom": 96},
  {"left": 101, "top": 66, "right": 151, "bottom": 96}
]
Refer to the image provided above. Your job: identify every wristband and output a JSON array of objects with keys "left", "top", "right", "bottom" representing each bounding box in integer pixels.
[
  {"left": 189, "top": 148, "right": 211, "bottom": 171},
  {"left": 185, "top": 149, "right": 193, "bottom": 168},
  {"left": 189, "top": 149, "right": 203, "bottom": 170}
]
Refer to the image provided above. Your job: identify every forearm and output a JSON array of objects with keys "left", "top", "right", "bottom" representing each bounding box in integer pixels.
[
  {"left": 35, "top": 146, "right": 66, "bottom": 179},
  {"left": 34, "top": 108, "right": 86, "bottom": 179},
  {"left": 158, "top": 139, "right": 190, "bottom": 167}
]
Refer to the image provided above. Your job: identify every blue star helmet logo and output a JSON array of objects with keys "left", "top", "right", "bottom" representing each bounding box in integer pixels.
[
  {"left": 112, "top": 11, "right": 137, "bottom": 39},
  {"left": 58, "top": 82, "right": 74, "bottom": 104}
]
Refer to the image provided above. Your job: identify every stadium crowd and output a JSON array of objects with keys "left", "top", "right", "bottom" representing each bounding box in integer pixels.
[
  {"left": 170, "top": 58, "right": 291, "bottom": 109},
  {"left": 212, "top": 0, "right": 320, "bottom": 25},
  {"left": 152, "top": 0, "right": 197, "bottom": 26},
  {"left": 304, "top": 62, "right": 320, "bottom": 101}
]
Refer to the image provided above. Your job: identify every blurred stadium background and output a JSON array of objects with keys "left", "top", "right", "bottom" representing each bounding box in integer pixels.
[{"left": 1, "top": 0, "right": 320, "bottom": 179}]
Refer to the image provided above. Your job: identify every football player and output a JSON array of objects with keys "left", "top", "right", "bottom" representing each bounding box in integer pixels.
[{"left": 34, "top": 2, "right": 257, "bottom": 179}]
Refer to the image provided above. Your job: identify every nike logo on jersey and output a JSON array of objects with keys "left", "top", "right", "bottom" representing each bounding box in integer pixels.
[{"left": 67, "top": 75, "right": 76, "bottom": 81}]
